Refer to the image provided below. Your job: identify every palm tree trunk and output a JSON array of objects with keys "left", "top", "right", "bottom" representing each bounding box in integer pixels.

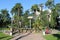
[{"left": 18, "top": 8, "right": 20, "bottom": 33}]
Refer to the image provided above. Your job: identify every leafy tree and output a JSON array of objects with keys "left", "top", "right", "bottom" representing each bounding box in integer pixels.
[
  {"left": 11, "top": 3, "right": 23, "bottom": 28},
  {"left": 41, "top": 10, "right": 49, "bottom": 27},
  {"left": 56, "top": 3, "right": 60, "bottom": 15},
  {"left": 45, "top": 0, "right": 54, "bottom": 9},
  {"left": 20, "top": 10, "right": 30, "bottom": 29},
  {"left": 31, "top": 4, "right": 41, "bottom": 31},
  {"left": 0, "top": 9, "right": 11, "bottom": 27},
  {"left": 31, "top": 4, "right": 39, "bottom": 13},
  {"left": 23, "top": 10, "right": 29, "bottom": 26},
  {"left": 45, "top": 0, "right": 57, "bottom": 28}
]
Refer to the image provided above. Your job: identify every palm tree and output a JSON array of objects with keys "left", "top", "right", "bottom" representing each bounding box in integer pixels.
[
  {"left": 45, "top": 0, "right": 58, "bottom": 28},
  {"left": 11, "top": 3, "right": 23, "bottom": 33},
  {"left": 45, "top": 0, "right": 54, "bottom": 28},
  {"left": 31, "top": 4, "right": 43, "bottom": 32},
  {"left": 31, "top": 4, "right": 39, "bottom": 14},
  {"left": 11, "top": 3, "right": 23, "bottom": 15},
  {"left": 45, "top": 0, "right": 54, "bottom": 9}
]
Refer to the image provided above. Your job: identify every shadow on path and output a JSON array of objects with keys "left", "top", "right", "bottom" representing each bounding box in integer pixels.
[{"left": 16, "top": 31, "right": 32, "bottom": 40}]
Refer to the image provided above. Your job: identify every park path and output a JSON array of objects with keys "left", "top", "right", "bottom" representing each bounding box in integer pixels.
[{"left": 10, "top": 32, "right": 45, "bottom": 40}]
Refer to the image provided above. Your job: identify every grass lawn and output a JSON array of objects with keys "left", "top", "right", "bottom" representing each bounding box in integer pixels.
[
  {"left": 0, "top": 32, "right": 13, "bottom": 40},
  {"left": 44, "top": 32, "right": 60, "bottom": 40}
]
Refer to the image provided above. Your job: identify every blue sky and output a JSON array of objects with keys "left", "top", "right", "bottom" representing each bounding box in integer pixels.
[{"left": 0, "top": 0, "right": 60, "bottom": 17}]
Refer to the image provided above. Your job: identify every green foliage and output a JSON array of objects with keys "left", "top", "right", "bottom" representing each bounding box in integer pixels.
[
  {"left": 0, "top": 9, "right": 11, "bottom": 27},
  {"left": 41, "top": 10, "right": 49, "bottom": 27},
  {"left": 11, "top": 3, "right": 23, "bottom": 15},
  {"left": 1, "top": 9, "right": 11, "bottom": 22},
  {"left": 56, "top": 3, "right": 60, "bottom": 11},
  {"left": 31, "top": 4, "right": 40, "bottom": 12},
  {"left": 45, "top": 0, "right": 58, "bottom": 29},
  {"left": 45, "top": 0, "right": 54, "bottom": 9},
  {"left": 50, "top": 8, "right": 58, "bottom": 28},
  {"left": 11, "top": 3, "right": 23, "bottom": 28},
  {"left": 23, "top": 10, "right": 29, "bottom": 26}
]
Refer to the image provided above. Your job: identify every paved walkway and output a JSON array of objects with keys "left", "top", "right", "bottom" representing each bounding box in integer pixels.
[{"left": 10, "top": 32, "right": 45, "bottom": 40}]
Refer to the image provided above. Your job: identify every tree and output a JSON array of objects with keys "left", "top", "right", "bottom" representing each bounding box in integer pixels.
[
  {"left": 50, "top": 7, "right": 58, "bottom": 28},
  {"left": 23, "top": 10, "right": 29, "bottom": 26},
  {"left": 45, "top": 0, "right": 54, "bottom": 9},
  {"left": 11, "top": 3, "right": 23, "bottom": 28},
  {"left": 0, "top": 9, "right": 11, "bottom": 27},
  {"left": 31, "top": 4, "right": 41, "bottom": 31},
  {"left": 41, "top": 10, "right": 49, "bottom": 27},
  {"left": 11, "top": 3, "right": 23, "bottom": 15},
  {"left": 22, "top": 10, "right": 30, "bottom": 29},
  {"left": 55, "top": 3, "right": 60, "bottom": 29},
  {"left": 31, "top": 4, "right": 45, "bottom": 31},
  {"left": 11, "top": 3, "right": 23, "bottom": 33},
  {"left": 31, "top": 4, "right": 39, "bottom": 13},
  {"left": 56, "top": 3, "right": 60, "bottom": 15},
  {"left": 45, "top": 0, "right": 58, "bottom": 28}
]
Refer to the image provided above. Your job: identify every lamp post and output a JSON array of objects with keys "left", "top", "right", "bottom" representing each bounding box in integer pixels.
[
  {"left": 28, "top": 16, "right": 33, "bottom": 29},
  {"left": 10, "top": 18, "right": 13, "bottom": 36}
]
